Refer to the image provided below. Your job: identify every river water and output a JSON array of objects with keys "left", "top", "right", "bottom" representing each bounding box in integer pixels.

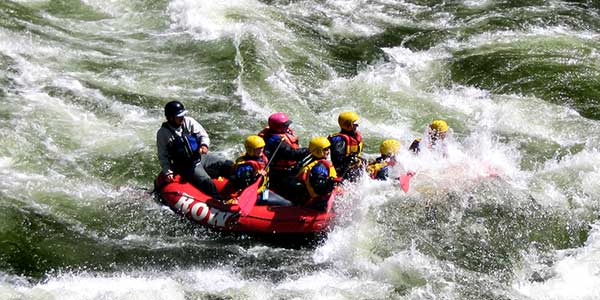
[{"left": 1, "top": 0, "right": 599, "bottom": 299}]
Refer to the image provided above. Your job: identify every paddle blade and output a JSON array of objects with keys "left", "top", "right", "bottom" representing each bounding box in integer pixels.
[
  {"left": 399, "top": 172, "right": 413, "bottom": 193},
  {"left": 238, "top": 177, "right": 262, "bottom": 217}
]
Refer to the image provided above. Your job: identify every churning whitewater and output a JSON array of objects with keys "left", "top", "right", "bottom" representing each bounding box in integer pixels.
[{"left": 1, "top": 0, "right": 599, "bottom": 299}]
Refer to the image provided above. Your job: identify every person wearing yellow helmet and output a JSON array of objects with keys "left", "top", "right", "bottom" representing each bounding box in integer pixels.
[
  {"left": 328, "top": 111, "right": 365, "bottom": 181},
  {"left": 157, "top": 101, "right": 233, "bottom": 201},
  {"left": 308, "top": 136, "right": 332, "bottom": 158},
  {"left": 294, "top": 136, "right": 339, "bottom": 210},
  {"left": 409, "top": 119, "right": 450, "bottom": 156},
  {"left": 257, "top": 112, "right": 311, "bottom": 194},
  {"left": 231, "top": 135, "right": 269, "bottom": 190},
  {"left": 367, "top": 139, "right": 402, "bottom": 180},
  {"left": 230, "top": 135, "right": 293, "bottom": 206}
]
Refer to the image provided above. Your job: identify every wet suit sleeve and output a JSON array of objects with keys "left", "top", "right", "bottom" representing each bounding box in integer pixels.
[
  {"left": 186, "top": 117, "right": 210, "bottom": 148},
  {"left": 263, "top": 136, "right": 275, "bottom": 158},
  {"left": 328, "top": 135, "right": 347, "bottom": 172},
  {"left": 279, "top": 143, "right": 310, "bottom": 161},
  {"left": 375, "top": 166, "right": 390, "bottom": 180},
  {"left": 156, "top": 126, "right": 173, "bottom": 175},
  {"left": 409, "top": 138, "right": 421, "bottom": 154},
  {"left": 265, "top": 135, "right": 310, "bottom": 161}
]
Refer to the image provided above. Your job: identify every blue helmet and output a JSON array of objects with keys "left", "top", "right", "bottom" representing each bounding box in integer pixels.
[
  {"left": 235, "top": 165, "right": 254, "bottom": 178},
  {"left": 311, "top": 164, "right": 329, "bottom": 177}
]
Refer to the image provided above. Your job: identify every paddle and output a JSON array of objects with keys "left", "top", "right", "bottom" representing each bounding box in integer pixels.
[
  {"left": 238, "top": 177, "right": 263, "bottom": 216},
  {"left": 399, "top": 171, "right": 414, "bottom": 193}
]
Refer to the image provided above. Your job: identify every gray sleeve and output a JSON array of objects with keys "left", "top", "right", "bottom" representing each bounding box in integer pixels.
[
  {"left": 156, "top": 127, "right": 173, "bottom": 174},
  {"left": 186, "top": 117, "right": 210, "bottom": 148}
]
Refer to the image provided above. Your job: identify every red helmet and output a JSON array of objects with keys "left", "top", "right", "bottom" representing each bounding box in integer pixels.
[{"left": 268, "top": 112, "right": 292, "bottom": 133}]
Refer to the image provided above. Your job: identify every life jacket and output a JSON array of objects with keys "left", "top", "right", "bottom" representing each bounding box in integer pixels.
[
  {"left": 297, "top": 159, "right": 337, "bottom": 199},
  {"left": 258, "top": 127, "right": 300, "bottom": 170},
  {"left": 367, "top": 161, "right": 385, "bottom": 179},
  {"left": 233, "top": 153, "right": 268, "bottom": 174},
  {"left": 329, "top": 131, "right": 363, "bottom": 157},
  {"left": 162, "top": 122, "right": 201, "bottom": 169},
  {"left": 232, "top": 153, "right": 269, "bottom": 192},
  {"left": 367, "top": 156, "right": 395, "bottom": 180}
]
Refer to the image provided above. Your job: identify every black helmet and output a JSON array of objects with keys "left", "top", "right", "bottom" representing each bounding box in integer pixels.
[{"left": 164, "top": 101, "right": 187, "bottom": 117}]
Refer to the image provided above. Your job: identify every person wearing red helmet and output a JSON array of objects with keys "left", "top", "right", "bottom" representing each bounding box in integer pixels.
[
  {"left": 257, "top": 112, "right": 310, "bottom": 196},
  {"left": 157, "top": 101, "right": 233, "bottom": 201}
]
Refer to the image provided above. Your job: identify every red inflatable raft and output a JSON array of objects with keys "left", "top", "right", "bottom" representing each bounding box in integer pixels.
[{"left": 154, "top": 174, "right": 339, "bottom": 235}]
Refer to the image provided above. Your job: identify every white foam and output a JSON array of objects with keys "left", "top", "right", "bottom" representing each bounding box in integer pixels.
[
  {"left": 526, "top": 148, "right": 600, "bottom": 208},
  {"left": 12, "top": 274, "right": 184, "bottom": 300},
  {"left": 462, "top": 0, "right": 494, "bottom": 7},
  {"left": 0, "top": 28, "right": 151, "bottom": 158},
  {"left": 187, "top": 269, "right": 245, "bottom": 292},
  {"left": 278, "top": 270, "right": 391, "bottom": 300},
  {"left": 79, "top": 0, "right": 132, "bottom": 16},
  {"left": 514, "top": 224, "right": 600, "bottom": 300},
  {"left": 167, "top": 0, "right": 265, "bottom": 40},
  {"left": 0, "top": 157, "right": 13, "bottom": 171}
]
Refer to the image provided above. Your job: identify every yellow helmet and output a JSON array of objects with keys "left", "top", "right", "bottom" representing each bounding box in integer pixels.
[
  {"left": 430, "top": 119, "right": 449, "bottom": 133},
  {"left": 244, "top": 135, "right": 265, "bottom": 153},
  {"left": 309, "top": 136, "right": 331, "bottom": 158},
  {"left": 338, "top": 111, "right": 360, "bottom": 131},
  {"left": 380, "top": 139, "right": 401, "bottom": 156}
]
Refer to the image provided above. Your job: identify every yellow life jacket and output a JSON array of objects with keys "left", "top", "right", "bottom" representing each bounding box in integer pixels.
[
  {"left": 367, "top": 161, "right": 387, "bottom": 179},
  {"left": 297, "top": 159, "right": 337, "bottom": 198}
]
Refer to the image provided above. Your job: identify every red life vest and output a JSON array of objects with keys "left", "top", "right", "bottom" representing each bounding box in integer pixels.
[
  {"left": 233, "top": 153, "right": 268, "bottom": 173},
  {"left": 329, "top": 131, "right": 363, "bottom": 157},
  {"left": 258, "top": 127, "right": 300, "bottom": 169},
  {"left": 232, "top": 153, "right": 269, "bottom": 193}
]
